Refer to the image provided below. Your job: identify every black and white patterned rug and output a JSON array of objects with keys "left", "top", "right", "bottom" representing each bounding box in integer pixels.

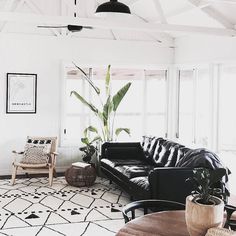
[{"left": 0, "top": 177, "right": 130, "bottom": 236}]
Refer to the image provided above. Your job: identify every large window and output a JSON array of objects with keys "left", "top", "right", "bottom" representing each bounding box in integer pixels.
[
  {"left": 62, "top": 66, "right": 168, "bottom": 146},
  {"left": 111, "top": 69, "right": 144, "bottom": 141}
]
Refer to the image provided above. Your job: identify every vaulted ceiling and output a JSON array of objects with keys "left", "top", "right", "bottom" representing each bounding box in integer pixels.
[{"left": 0, "top": 0, "right": 236, "bottom": 47}]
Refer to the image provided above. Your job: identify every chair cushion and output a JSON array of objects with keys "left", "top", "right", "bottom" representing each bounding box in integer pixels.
[
  {"left": 26, "top": 138, "right": 52, "bottom": 153},
  {"left": 21, "top": 145, "right": 49, "bottom": 164}
]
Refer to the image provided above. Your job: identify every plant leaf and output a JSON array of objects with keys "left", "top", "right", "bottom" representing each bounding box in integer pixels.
[
  {"left": 84, "top": 126, "right": 98, "bottom": 137},
  {"left": 79, "top": 146, "right": 87, "bottom": 152},
  {"left": 103, "top": 96, "right": 113, "bottom": 125},
  {"left": 70, "top": 91, "right": 98, "bottom": 113},
  {"left": 89, "top": 136, "right": 102, "bottom": 144},
  {"left": 97, "top": 110, "right": 106, "bottom": 125},
  {"left": 112, "top": 82, "right": 131, "bottom": 112},
  {"left": 105, "top": 65, "right": 111, "bottom": 96},
  {"left": 72, "top": 62, "right": 100, "bottom": 95},
  {"left": 209, "top": 168, "right": 226, "bottom": 186},
  {"left": 81, "top": 137, "right": 89, "bottom": 145},
  {"left": 115, "top": 128, "right": 131, "bottom": 137}
]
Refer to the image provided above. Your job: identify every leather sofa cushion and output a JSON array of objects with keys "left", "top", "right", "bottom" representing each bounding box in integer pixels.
[
  {"left": 115, "top": 165, "right": 154, "bottom": 179},
  {"left": 105, "top": 147, "right": 141, "bottom": 159},
  {"left": 101, "top": 158, "right": 146, "bottom": 169},
  {"left": 165, "top": 146, "right": 180, "bottom": 167},
  {"left": 152, "top": 142, "right": 170, "bottom": 166},
  {"left": 141, "top": 136, "right": 152, "bottom": 150},
  {"left": 146, "top": 138, "right": 163, "bottom": 164},
  {"left": 143, "top": 137, "right": 163, "bottom": 164},
  {"left": 129, "top": 176, "right": 150, "bottom": 193},
  {"left": 151, "top": 140, "right": 185, "bottom": 167},
  {"left": 175, "top": 147, "right": 191, "bottom": 166}
]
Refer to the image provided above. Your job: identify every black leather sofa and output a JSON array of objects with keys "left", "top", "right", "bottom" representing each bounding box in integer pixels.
[{"left": 100, "top": 136, "right": 228, "bottom": 203}]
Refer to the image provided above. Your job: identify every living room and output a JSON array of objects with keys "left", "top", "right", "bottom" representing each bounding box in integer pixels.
[{"left": 0, "top": 0, "right": 236, "bottom": 235}]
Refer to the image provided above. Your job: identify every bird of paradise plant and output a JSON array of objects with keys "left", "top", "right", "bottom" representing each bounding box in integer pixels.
[{"left": 71, "top": 63, "right": 131, "bottom": 156}]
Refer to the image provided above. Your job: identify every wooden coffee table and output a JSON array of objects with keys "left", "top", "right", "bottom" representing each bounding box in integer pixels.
[{"left": 116, "top": 210, "right": 189, "bottom": 236}]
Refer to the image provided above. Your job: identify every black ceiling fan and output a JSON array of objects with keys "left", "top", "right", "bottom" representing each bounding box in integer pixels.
[{"left": 37, "top": 24, "right": 93, "bottom": 32}]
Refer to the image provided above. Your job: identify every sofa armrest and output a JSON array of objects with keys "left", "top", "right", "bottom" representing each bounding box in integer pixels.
[
  {"left": 101, "top": 142, "right": 144, "bottom": 160},
  {"left": 148, "top": 167, "right": 194, "bottom": 204}
]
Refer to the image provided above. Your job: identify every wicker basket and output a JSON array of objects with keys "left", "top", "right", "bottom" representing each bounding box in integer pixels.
[
  {"left": 205, "top": 228, "right": 236, "bottom": 236},
  {"left": 65, "top": 165, "right": 96, "bottom": 187}
]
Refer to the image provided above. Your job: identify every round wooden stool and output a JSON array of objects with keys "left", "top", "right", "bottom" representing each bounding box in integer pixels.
[{"left": 65, "top": 162, "right": 96, "bottom": 187}]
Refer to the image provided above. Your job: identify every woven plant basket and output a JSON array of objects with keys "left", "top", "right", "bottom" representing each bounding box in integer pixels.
[
  {"left": 205, "top": 228, "right": 236, "bottom": 236},
  {"left": 65, "top": 165, "right": 96, "bottom": 187}
]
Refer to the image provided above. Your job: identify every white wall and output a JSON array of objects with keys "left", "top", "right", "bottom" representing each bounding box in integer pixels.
[
  {"left": 175, "top": 35, "right": 236, "bottom": 64},
  {"left": 0, "top": 33, "right": 174, "bottom": 175}
]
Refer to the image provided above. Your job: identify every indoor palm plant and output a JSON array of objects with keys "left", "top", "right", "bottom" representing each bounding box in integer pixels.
[
  {"left": 185, "top": 167, "right": 229, "bottom": 236},
  {"left": 71, "top": 63, "right": 132, "bottom": 162}
]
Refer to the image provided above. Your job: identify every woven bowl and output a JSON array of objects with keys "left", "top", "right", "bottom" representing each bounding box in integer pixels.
[{"left": 205, "top": 227, "right": 236, "bottom": 236}]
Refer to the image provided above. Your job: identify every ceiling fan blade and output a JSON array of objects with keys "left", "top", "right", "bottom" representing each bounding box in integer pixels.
[
  {"left": 37, "top": 25, "right": 67, "bottom": 29},
  {"left": 83, "top": 26, "right": 93, "bottom": 29},
  {"left": 38, "top": 25, "right": 93, "bottom": 32}
]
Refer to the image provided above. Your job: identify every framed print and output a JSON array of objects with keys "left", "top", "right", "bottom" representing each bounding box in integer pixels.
[{"left": 6, "top": 73, "right": 37, "bottom": 114}]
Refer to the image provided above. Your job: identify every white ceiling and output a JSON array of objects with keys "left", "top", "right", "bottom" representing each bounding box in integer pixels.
[{"left": 0, "top": 0, "right": 236, "bottom": 46}]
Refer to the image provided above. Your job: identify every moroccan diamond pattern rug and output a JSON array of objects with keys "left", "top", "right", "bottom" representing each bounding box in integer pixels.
[{"left": 0, "top": 177, "right": 130, "bottom": 236}]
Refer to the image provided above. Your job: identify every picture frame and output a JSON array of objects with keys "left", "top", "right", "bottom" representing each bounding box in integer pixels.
[{"left": 6, "top": 73, "right": 37, "bottom": 114}]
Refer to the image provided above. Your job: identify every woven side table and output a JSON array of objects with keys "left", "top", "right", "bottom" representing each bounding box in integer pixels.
[{"left": 65, "top": 162, "right": 96, "bottom": 187}]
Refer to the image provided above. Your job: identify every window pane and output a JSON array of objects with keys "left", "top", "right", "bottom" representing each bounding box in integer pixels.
[
  {"left": 111, "top": 69, "right": 143, "bottom": 141},
  {"left": 112, "top": 69, "right": 143, "bottom": 113},
  {"left": 195, "top": 68, "right": 210, "bottom": 147},
  {"left": 91, "top": 67, "right": 107, "bottom": 109},
  {"left": 146, "top": 70, "right": 167, "bottom": 113},
  {"left": 146, "top": 115, "right": 165, "bottom": 137},
  {"left": 178, "top": 70, "right": 194, "bottom": 144},
  {"left": 115, "top": 115, "right": 142, "bottom": 141},
  {"left": 66, "top": 68, "right": 90, "bottom": 114},
  {"left": 219, "top": 66, "right": 236, "bottom": 151}
]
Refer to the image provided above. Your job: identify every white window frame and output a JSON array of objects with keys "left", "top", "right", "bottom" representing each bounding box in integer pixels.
[
  {"left": 175, "top": 65, "right": 212, "bottom": 147},
  {"left": 217, "top": 63, "right": 236, "bottom": 153},
  {"left": 60, "top": 62, "right": 170, "bottom": 147}
]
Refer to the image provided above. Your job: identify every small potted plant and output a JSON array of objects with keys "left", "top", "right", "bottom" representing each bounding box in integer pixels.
[
  {"left": 79, "top": 126, "right": 102, "bottom": 165},
  {"left": 185, "top": 167, "right": 229, "bottom": 236}
]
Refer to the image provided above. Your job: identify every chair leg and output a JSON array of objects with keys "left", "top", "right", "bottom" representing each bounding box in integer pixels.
[
  {"left": 11, "top": 165, "right": 18, "bottom": 185},
  {"left": 49, "top": 167, "right": 53, "bottom": 186},
  {"left": 53, "top": 168, "right": 57, "bottom": 178}
]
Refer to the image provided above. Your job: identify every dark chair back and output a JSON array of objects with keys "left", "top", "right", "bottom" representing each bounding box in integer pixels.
[
  {"left": 224, "top": 204, "right": 236, "bottom": 230},
  {"left": 122, "top": 199, "right": 185, "bottom": 223}
]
